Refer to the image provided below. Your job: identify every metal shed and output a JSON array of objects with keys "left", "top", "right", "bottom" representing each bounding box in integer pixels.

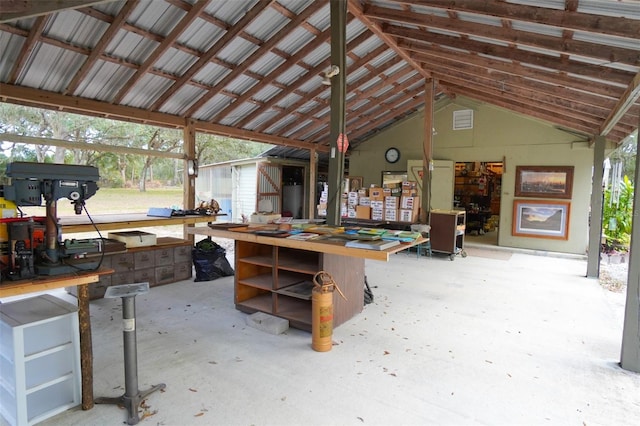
[{"left": 197, "top": 156, "right": 311, "bottom": 223}]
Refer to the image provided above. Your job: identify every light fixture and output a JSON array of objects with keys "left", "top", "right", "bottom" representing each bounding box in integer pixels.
[
  {"left": 187, "top": 159, "right": 198, "bottom": 177},
  {"left": 321, "top": 65, "right": 340, "bottom": 86}
]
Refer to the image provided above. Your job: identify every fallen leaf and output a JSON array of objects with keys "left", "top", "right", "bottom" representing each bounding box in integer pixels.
[
  {"left": 383, "top": 350, "right": 390, "bottom": 355},
  {"left": 194, "top": 412, "right": 204, "bottom": 417},
  {"left": 189, "top": 388, "right": 198, "bottom": 392}
]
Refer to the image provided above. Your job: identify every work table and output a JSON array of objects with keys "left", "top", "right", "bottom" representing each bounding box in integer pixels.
[
  {"left": 58, "top": 212, "right": 224, "bottom": 233},
  {"left": 189, "top": 224, "right": 427, "bottom": 331}
]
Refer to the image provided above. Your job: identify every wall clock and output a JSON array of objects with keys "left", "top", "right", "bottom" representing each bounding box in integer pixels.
[{"left": 385, "top": 147, "right": 400, "bottom": 163}]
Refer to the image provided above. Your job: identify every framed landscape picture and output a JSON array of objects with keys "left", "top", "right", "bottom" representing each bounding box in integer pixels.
[
  {"left": 512, "top": 199, "right": 570, "bottom": 240},
  {"left": 515, "top": 166, "right": 574, "bottom": 199}
]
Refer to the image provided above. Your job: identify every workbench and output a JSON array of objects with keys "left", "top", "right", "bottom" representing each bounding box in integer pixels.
[
  {"left": 58, "top": 212, "right": 223, "bottom": 233},
  {"left": 0, "top": 269, "right": 114, "bottom": 411},
  {"left": 189, "top": 226, "right": 426, "bottom": 330}
]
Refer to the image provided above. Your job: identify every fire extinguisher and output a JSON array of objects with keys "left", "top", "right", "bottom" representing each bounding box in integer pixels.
[{"left": 312, "top": 271, "right": 347, "bottom": 352}]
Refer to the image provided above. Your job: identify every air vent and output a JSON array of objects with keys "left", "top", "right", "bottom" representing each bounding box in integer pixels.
[{"left": 453, "top": 109, "right": 473, "bottom": 130}]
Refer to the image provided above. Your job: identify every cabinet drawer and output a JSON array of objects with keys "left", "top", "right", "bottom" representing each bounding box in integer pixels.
[
  {"left": 23, "top": 315, "right": 75, "bottom": 357},
  {"left": 25, "top": 345, "right": 75, "bottom": 390},
  {"left": 174, "top": 245, "right": 192, "bottom": 263},
  {"left": 174, "top": 262, "right": 192, "bottom": 281},
  {"left": 134, "top": 268, "right": 156, "bottom": 286},
  {"left": 111, "top": 253, "right": 134, "bottom": 272},
  {"left": 134, "top": 251, "right": 156, "bottom": 269},
  {"left": 154, "top": 247, "right": 174, "bottom": 266}
]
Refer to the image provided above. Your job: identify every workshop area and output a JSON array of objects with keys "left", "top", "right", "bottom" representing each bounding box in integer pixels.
[{"left": 21, "top": 247, "right": 637, "bottom": 426}]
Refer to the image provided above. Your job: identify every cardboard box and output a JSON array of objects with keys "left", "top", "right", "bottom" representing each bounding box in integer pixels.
[
  {"left": 358, "top": 188, "right": 368, "bottom": 197},
  {"left": 369, "top": 187, "right": 384, "bottom": 201},
  {"left": 370, "top": 200, "right": 384, "bottom": 210},
  {"left": 384, "top": 196, "right": 399, "bottom": 209},
  {"left": 371, "top": 209, "right": 384, "bottom": 221},
  {"left": 384, "top": 208, "right": 398, "bottom": 221},
  {"left": 401, "top": 196, "right": 420, "bottom": 210},
  {"left": 359, "top": 197, "right": 371, "bottom": 206},
  {"left": 399, "top": 209, "right": 419, "bottom": 222},
  {"left": 347, "top": 207, "right": 357, "bottom": 218},
  {"left": 356, "top": 205, "right": 371, "bottom": 219},
  {"left": 402, "top": 181, "right": 419, "bottom": 196},
  {"left": 383, "top": 188, "right": 392, "bottom": 197}
]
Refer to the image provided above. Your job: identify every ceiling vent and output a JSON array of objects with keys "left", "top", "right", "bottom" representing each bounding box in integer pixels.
[{"left": 453, "top": 109, "right": 474, "bottom": 130}]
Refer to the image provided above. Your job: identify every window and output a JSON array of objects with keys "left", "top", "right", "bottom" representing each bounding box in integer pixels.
[{"left": 453, "top": 109, "right": 474, "bottom": 130}]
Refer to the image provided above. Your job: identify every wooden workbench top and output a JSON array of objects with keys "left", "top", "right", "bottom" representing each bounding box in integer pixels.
[
  {"left": 188, "top": 226, "right": 427, "bottom": 262},
  {"left": 58, "top": 212, "right": 224, "bottom": 233},
  {"left": 0, "top": 268, "right": 114, "bottom": 298}
]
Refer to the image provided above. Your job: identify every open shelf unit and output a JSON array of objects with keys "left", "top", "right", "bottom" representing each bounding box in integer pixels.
[{"left": 234, "top": 240, "right": 364, "bottom": 331}]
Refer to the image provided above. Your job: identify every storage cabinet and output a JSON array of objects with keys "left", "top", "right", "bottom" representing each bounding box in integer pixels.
[
  {"left": 0, "top": 295, "right": 81, "bottom": 426},
  {"left": 234, "top": 240, "right": 364, "bottom": 331},
  {"left": 66, "top": 237, "right": 192, "bottom": 300},
  {"left": 430, "top": 210, "right": 467, "bottom": 260}
]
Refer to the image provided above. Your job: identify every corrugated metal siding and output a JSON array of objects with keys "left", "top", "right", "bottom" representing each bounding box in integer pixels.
[
  {"left": 234, "top": 163, "right": 258, "bottom": 222},
  {"left": 195, "top": 164, "right": 233, "bottom": 218}
]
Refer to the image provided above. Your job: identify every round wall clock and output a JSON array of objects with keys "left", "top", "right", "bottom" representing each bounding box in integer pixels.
[{"left": 385, "top": 147, "right": 400, "bottom": 163}]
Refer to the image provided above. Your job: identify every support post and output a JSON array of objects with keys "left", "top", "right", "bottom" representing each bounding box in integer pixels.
[
  {"left": 183, "top": 119, "right": 197, "bottom": 243},
  {"left": 308, "top": 148, "right": 317, "bottom": 219},
  {"left": 325, "top": 0, "right": 347, "bottom": 226},
  {"left": 586, "top": 135, "right": 605, "bottom": 277},
  {"left": 77, "top": 284, "right": 93, "bottom": 410},
  {"left": 421, "top": 78, "right": 434, "bottom": 224},
  {"left": 621, "top": 115, "right": 640, "bottom": 372}
]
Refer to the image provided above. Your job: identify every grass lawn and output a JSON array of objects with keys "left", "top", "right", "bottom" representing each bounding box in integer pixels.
[{"left": 84, "top": 187, "right": 185, "bottom": 214}]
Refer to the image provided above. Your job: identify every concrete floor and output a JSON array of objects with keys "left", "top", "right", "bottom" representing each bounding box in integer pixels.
[{"left": 13, "top": 241, "right": 640, "bottom": 425}]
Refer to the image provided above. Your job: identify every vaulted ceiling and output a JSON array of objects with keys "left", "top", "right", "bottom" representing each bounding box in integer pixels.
[{"left": 0, "top": 0, "right": 638, "bottom": 154}]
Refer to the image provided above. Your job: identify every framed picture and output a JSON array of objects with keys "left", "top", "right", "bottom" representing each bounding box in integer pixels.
[
  {"left": 515, "top": 166, "right": 574, "bottom": 199},
  {"left": 348, "top": 176, "right": 363, "bottom": 192},
  {"left": 512, "top": 199, "right": 570, "bottom": 240}
]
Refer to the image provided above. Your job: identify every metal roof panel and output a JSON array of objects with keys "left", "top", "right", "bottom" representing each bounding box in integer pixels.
[
  {"left": 45, "top": 10, "right": 107, "bottom": 48},
  {"left": 177, "top": 17, "right": 225, "bottom": 51},
  {"left": 217, "top": 37, "right": 259, "bottom": 65},
  {"left": 204, "top": 0, "right": 259, "bottom": 24}
]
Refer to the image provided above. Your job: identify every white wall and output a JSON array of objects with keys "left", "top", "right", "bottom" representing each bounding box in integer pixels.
[{"left": 349, "top": 97, "right": 594, "bottom": 254}]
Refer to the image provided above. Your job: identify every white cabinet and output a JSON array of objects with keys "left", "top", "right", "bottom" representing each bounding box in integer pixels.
[{"left": 0, "top": 295, "right": 81, "bottom": 426}]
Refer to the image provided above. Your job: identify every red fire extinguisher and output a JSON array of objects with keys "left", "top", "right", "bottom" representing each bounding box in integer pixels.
[{"left": 312, "top": 271, "right": 347, "bottom": 352}]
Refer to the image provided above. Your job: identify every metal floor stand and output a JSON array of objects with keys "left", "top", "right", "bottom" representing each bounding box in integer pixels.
[{"left": 95, "top": 282, "right": 165, "bottom": 425}]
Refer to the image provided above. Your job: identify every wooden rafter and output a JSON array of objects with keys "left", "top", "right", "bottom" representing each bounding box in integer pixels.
[
  {"left": 398, "top": 0, "right": 638, "bottom": 39},
  {"left": 64, "top": 0, "right": 140, "bottom": 96},
  {"left": 8, "top": 15, "right": 48, "bottom": 84},
  {"left": 150, "top": 0, "right": 275, "bottom": 111},
  {"left": 112, "top": 0, "right": 211, "bottom": 104},
  {"left": 365, "top": 4, "right": 639, "bottom": 66}
]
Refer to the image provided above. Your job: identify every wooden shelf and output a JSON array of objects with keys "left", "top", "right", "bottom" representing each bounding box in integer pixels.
[
  {"left": 275, "top": 271, "right": 312, "bottom": 290},
  {"left": 236, "top": 293, "right": 272, "bottom": 313},
  {"left": 238, "top": 255, "right": 273, "bottom": 267},
  {"left": 275, "top": 296, "right": 312, "bottom": 330},
  {"left": 237, "top": 274, "right": 273, "bottom": 291}
]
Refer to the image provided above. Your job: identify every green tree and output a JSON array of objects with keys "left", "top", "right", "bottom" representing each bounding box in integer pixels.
[{"left": 602, "top": 174, "right": 634, "bottom": 251}]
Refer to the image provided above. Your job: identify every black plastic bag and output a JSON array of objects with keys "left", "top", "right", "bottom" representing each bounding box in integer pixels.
[{"left": 192, "top": 238, "right": 234, "bottom": 282}]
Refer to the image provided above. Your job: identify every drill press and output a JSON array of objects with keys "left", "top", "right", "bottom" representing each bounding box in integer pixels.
[{"left": 2, "top": 162, "right": 102, "bottom": 276}]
